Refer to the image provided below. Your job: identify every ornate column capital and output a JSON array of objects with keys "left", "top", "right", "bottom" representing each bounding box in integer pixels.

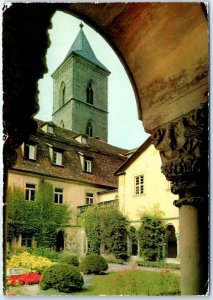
[{"left": 151, "top": 103, "right": 208, "bottom": 207}]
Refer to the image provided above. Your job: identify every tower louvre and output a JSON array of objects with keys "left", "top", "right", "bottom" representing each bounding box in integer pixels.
[{"left": 52, "top": 23, "right": 110, "bottom": 142}]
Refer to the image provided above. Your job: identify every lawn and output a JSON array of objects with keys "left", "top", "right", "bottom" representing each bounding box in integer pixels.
[
  {"left": 6, "top": 269, "right": 180, "bottom": 296},
  {"left": 73, "top": 270, "right": 180, "bottom": 296}
]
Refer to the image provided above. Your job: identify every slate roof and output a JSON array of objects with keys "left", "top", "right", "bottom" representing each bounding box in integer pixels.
[
  {"left": 52, "top": 24, "right": 110, "bottom": 76},
  {"left": 12, "top": 120, "right": 128, "bottom": 189}
]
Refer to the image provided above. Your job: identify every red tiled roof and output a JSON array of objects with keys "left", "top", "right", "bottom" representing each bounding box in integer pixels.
[{"left": 12, "top": 121, "right": 129, "bottom": 188}]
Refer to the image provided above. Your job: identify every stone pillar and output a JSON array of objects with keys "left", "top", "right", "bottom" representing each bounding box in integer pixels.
[
  {"left": 151, "top": 103, "right": 208, "bottom": 295},
  {"left": 175, "top": 232, "right": 180, "bottom": 259}
]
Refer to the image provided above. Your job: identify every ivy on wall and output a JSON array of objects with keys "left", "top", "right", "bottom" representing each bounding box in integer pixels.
[
  {"left": 138, "top": 206, "right": 166, "bottom": 261},
  {"left": 7, "top": 181, "right": 70, "bottom": 248},
  {"left": 80, "top": 206, "right": 128, "bottom": 257}
]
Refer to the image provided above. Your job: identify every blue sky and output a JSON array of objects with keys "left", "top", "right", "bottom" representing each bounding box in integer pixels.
[{"left": 36, "top": 11, "right": 150, "bottom": 149}]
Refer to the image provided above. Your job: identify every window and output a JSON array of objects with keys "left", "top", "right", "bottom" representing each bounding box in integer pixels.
[
  {"left": 135, "top": 175, "right": 144, "bottom": 195},
  {"left": 81, "top": 136, "right": 87, "bottom": 144},
  {"left": 86, "top": 193, "right": 94, "bottom": 205},
  {"left": 60, "top": 81, "right": 66, "bottom": 107},
  {"left": 21, "top": 234, "right": 32, "bottom": 247},
  {"left": 53, "top": 150, "right": 63, "bottom": 166},
  {"left": 54, "top": 188, "right": 63, "bottom": 204},
  {"left": 86, "top": 81, "right": 93, "bottom": 104},
  {"left": 86, "top": 122, "right": 93, "bottom": 137},
  {"left": 47, "top": 125, "right": 54, "bottom": 134},
  {"left": 24, "top": 143, "right": 37, "bottom": 160},
  {"left": 84, "top": 158, "right": 92, "bottom": 173},
  {"left": 25, "top": 183, "right": 36, "bottom": 201}
]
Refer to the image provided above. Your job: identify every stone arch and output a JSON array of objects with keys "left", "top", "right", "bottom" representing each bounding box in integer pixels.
[
  {"left": 166, "top": 224, "right": 177, "bottom": 258},
  {"left": 3, "top": 3, "right": 208, "bottom": 295},
  {"left": 86, "top": 120, "right": 93, "bottom": 137}
]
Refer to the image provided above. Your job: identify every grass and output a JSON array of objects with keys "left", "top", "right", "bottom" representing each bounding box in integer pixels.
[
  {"left": 6, "top": 269, "right": 180, "bottom": 296},
  {"left": 75, "top": 270, "right": 180, "bottom": 296},
  {"left": 137, "top": 260, "right": 181, "bottom": 269}
]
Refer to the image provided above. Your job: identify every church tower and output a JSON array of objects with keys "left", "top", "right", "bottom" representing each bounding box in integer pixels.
[{"left": 52, "top": 24, "right": 110, "bottom": 142}]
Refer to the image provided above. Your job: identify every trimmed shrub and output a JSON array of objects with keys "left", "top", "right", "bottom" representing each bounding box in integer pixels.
[
  {"left": 80, "top": 254, "right": 108, "bottom": 274},
  {"left": 40, "top": 263, "right": 84, "bottom": 292},
  {"left": 59, "top": 254, "right": 79, "bottom": 267}
]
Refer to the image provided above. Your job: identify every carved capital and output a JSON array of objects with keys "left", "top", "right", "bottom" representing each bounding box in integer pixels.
[{"left": 151, "top": 103, "right": 208, "bottom": 205}]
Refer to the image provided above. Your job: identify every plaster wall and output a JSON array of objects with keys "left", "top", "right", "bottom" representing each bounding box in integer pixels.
[
  {"left": 118, "top": 144, "right": 179, "bottom": 232},
  {"left": 8, "top": 172, "right": 108, "bottom": 225}
]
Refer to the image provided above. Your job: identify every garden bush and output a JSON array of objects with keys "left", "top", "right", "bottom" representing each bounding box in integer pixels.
[
  {"left": 31, "top": 247, "right": 61, "bottom": 261},
  {"left": 59, "top": 254, "right": 79, "bottom": 266},
  {"left": 138, "top": 207, "right": 166, "bottom": 261},
  {"left": 40, "top": 263, "right": 84, "bottom": 292},
  {"left": 80, "top": 254, "right": 108, "bottom": 274}
]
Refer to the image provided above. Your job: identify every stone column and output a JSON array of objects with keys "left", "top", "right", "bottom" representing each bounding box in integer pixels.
[
  {"left": 175, "top": 232, "right": 180, "bottom": 259},
  {"left": 151, "top": 103, "right": 208, "bottom": 295}
]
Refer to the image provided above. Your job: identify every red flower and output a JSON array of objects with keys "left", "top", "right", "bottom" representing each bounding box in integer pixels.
[{"left": 8, "top": 272, "right": 42, "bottom": 286}]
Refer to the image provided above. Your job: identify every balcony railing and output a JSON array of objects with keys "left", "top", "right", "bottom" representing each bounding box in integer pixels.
[
  {"left": 77, "top": 204, "right": 93, "bottom": 214},
  {"left": 77, "top": 200, "right": 118, "bottom": 215}
]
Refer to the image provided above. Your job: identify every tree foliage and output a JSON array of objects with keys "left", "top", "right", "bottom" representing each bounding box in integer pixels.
[
  {"left": 7, "top": 181, "right": 70, "bottom": 247},
  {"left": 80, "top": 206, "right": 128, "bottom": 257},
  {"left": 138, "top": 206, "right": 166, "bottom": 261}
]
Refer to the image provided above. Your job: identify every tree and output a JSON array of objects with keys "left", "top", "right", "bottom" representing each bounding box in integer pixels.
[
  {"left": 138, "top": 205, "right": 166, "bottom": 261},
  {"left": 80, "top": 206, "right": 128, "bottom": 257}
]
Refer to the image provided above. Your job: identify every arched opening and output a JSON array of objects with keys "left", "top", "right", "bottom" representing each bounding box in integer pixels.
[
  {"left": 87, "top": 81, "right": 93, "bottom": 105},
  {"left": 166, "top": 225, "right": 177, "bottom": 258},
  {"left": 128, "top": 226, "right": 138, "bottom": 256},
  {"left": 86, "top": 121, "right": 93, "bottom": 137},
  {"left": 59, "top": 81, "right": 66, "bottom": 107},
  {"left": 56, "top": 230, "right": 64, "bottom": 252},
  {"left": 36, "top": 11, "right": 149, "bottom": 148}
]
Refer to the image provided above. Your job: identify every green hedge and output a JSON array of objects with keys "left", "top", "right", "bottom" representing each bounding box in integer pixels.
[
  {"left": 80, "top": 254, "right": 108, "bottom": 274},
  {"left": 40, "top": 263, "right": 84, "bottom": 292},
  {"left": 59, "top": 254, "right": 79, "bottom": 267},
  {"left": 138, "top": 260, "right": 180, "bottom": 269}
]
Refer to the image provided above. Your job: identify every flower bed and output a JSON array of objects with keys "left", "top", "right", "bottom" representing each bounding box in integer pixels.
[
  {"left": 7, "top": 251, "right": 54, "bottom": 273},
  {"left": 8, "top": 272, "right": 42, "bottom": 286}
]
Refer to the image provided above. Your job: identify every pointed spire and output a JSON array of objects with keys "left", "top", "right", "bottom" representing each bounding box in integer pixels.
[{"left": 63, "top": 23, "right": 110, "bottom": 73}]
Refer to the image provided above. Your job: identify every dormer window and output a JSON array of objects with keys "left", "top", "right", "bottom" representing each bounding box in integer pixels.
[
  {"left": 49, "top": 146, "right": 63, "bottom": 166},
  {"left": 86, "top": 122, "right": 93, "bottom": 137},
  {"left": 79, "top": 153, "right": 93, "bottom": 173},
  {"left": 24, "top": 142, "right": 37, "bottom": 160},
  {"left": 53, "top": 150, "right": 63, "bottom": 166},
  {"left": 47, "top": 125, "right": 54, "bottom": 134},
  {"left": 75, "top": 134, "right": 87, "bottom": 144},
  {"left": 84, "top": 158, "right": 92, "bottom": 173},
  {"left": 81, "top": 136, "right": 87, "bottom": 144},
  {"left": 86, "top": 81, "right": 93, "bottom": 104}
]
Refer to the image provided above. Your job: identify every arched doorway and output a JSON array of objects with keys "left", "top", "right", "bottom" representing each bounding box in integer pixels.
[
  {"left": 56, "top": 230, "right": 64, "bottom": 252},
  {"left": 128, "top": 226, "right": 138, "bottom": 256},
  {"left": 166, "top": 225, "right": 177, "bottom": 258}
]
